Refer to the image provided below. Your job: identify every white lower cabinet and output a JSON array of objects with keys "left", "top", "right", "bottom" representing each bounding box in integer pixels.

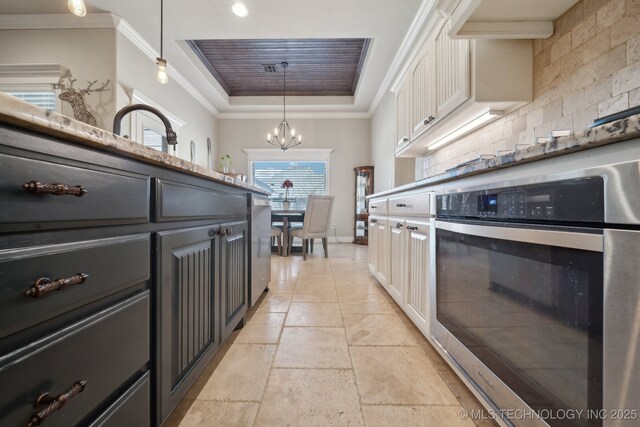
[
  {"left": 404, "top": 220, "right": 431, "bottom": 336},
  {"left": 367, "top": 193, "right": 432, "bottom": 340},
  {"left": 387, "top": 218, "right": 407, "bottom": 306},
  {"left": 375, "top": 218, "right": 389, "bottom": 289}
]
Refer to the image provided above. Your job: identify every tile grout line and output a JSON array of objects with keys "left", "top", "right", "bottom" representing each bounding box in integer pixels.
[
  {"left": 250, "top": 260, "right": 302, "bottom": 427},
  {"left": 332, "top": 257, "right": 369, "bottom": 427}
]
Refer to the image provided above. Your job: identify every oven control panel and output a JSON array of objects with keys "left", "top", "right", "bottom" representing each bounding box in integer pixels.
[{"left": 437, "top": 177, "right": 604, "bottom": 223}]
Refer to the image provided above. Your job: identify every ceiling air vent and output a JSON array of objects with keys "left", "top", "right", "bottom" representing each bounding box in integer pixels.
[{"left": 262, "top": 64, "right": 278, "bottom": 73}]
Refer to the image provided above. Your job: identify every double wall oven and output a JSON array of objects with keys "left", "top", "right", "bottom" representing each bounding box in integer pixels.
[{"left": 431, "top": 160, "right": 640, "bottom": 427}]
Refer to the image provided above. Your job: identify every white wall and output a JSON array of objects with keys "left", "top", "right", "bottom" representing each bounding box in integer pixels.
[
  {"left": 0, "top": 28, "right": 117, "bottom": 129},
  {"left": 115, "top": 33, "right": 217, "bottom": 167},
  {"left": 218, "top": 118, "right": 371, "bottom": 238}
]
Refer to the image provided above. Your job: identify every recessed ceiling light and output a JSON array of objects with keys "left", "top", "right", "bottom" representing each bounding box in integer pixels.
[{"left": 232, "top": 3, "right": 249, "bottom": 17}]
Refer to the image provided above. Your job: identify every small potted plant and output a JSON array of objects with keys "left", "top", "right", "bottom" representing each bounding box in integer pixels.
[
  {"left": 282, "top": 179, "right": 293, "bottom": 210},
  {"left": 219, "top": 154, "right": 232, "bottom": 174}
]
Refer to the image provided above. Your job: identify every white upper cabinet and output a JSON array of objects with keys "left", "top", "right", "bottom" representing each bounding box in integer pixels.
[
  {"left": 393, "top": 15, "right": 532, "bottom": 157},
  {"left": 395, "top": 75, "right": 411, "bottom": 151},
  {"left": 409, "top": 39, "right": 435, "bottom": 141},
  {"left": 434, "top": 20, "right": 470, "bottom": 122}
]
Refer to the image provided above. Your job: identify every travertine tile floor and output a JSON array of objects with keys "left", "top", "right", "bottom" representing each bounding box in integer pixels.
[{"left": 166, "top": 243, "right": 497, "bottom": 427}]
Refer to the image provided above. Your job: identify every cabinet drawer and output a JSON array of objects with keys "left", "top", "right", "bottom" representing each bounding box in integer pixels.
[
  {"left": 369, "top": 198, "right": 388, "bottom": 216},
  {"left": 389, "top": 192, "right": 431, "bottom": 217},
  {"left": 0, "top": 292, "right": 149, "bottom": 427},
  {"left": 89, "top": 372, "right": 150, "bottom": 427},
  {"left": 0, "top": 234, "right": 150, "bottom": 339},
  {"left": 0, "top": 153, "right": 149, "bottom": 231},
  {"left": 155, "top": 178, "right": 247, "bottom": 221}
]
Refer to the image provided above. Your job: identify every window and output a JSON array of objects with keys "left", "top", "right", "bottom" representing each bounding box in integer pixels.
[
  {"left": 252, "top": 161, "right": 327, "bottom": 209},
  {"left": 246, "top": 148, "right": 333, "bottom": 210},
  {"left": 142, "top": 126, "right": 167, "bottom": 152},
  {"left": 5, "top": 90, "right": 57, "bottom": 110},
  {"left": 0, "top": 64, "right": 65, "bottom": 112}
]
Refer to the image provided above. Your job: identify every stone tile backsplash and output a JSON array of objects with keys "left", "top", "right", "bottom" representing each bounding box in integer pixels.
[{"left": 423, "top": 0, "right": 640, "bottom": 177}]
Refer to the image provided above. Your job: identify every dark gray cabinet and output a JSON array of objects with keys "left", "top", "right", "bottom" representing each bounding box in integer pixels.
[
  {"left": 155, "top": 220, "right": 248, "bottom": 422},
  {"left": 0, "top": 123, "right": 257, "bottom": 426},
  {"left": 220, "top": 220, "right": 249, "bottom": 342},
  {"left": 156, "top": 226, "right": 221, "bottom": 422}
]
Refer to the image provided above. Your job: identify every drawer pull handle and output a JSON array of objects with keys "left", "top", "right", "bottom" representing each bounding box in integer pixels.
[
  {"left": 27, "top": 380, "right": 87, "bottom": 427},
  {"left": 23, "top": 181, "right": 87, "bottom": 197},
  {"left": 370, "top": 205, "right": 377, "bottom": 209},
  {"left": 407, "top": 226, "right": 418, "bottom": 231},
  {"left": 396, "top": 203, "right": 407, "bottom": 208},
  {"left": 25, "top": 273, "right": 89, "bottom": 297},
  {"left": 370, "top": 219, "right": 378, "bottom": 224},
  {"left": 396, "top": 223, "right": 404, "bottom": 229},
  {"left": 226, "top": 228, "right": 233, "bottom": 235}
]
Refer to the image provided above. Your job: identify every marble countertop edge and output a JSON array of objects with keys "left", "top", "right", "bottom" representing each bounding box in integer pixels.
[{"left": 0, "top": 95, "right": 270, "bottom": 196}]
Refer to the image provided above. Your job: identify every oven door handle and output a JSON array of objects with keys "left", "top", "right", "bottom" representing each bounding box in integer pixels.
[{"left": 436, "top": 220, "right": 603, "bottom": 252}]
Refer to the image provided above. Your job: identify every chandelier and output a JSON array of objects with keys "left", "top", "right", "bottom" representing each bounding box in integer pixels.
[{"left": 266, "top": 62, "right": 302, "bottom": 151}]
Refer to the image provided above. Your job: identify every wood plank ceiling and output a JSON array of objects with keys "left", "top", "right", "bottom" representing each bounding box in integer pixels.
[{"left": 187, "top": 39, "right": 370, "bottom": 96}]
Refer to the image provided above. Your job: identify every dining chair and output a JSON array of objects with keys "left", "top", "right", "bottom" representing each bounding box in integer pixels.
[
  {"left": 288, "top": 195, "right": 335, "bottom": 260},
  {"left": 271, "top": 227, "right": 283, "bottom": 256}
]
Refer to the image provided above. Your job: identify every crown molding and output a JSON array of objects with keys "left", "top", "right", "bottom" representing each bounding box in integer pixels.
[
  {"left": 216, "top": 111, "right": 372, "bottom": 120},
  {"left": 130, "top": 89, "right": 186, "bottom": 128},
  {"left": 0, "top": 13, "right": 219, "bottom": 117},
  {"left": 114, "top": 18, "right": 219, "bottom": 116},
  {"left": 0, "top": 13, "right": 118, "bottom": 29},
  {"left": 368, "top": 0, "right": 438, "bottom": 116}
]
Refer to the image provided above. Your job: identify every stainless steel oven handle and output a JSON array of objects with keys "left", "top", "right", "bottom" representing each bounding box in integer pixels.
[{"left": 436, "top": 220, "right": 603, "bottom": 252}]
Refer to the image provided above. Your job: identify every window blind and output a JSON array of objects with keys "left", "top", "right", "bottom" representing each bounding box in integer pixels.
[
  {"left": 252, "top": 161, "right": 327, "bottom": 209},
  {"left": 5, "top": 91, "right": 57, "bottom": 111}
]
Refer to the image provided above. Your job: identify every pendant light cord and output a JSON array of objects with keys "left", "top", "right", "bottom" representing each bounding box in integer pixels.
[
  {"left": 160, "top": 0, "right": 164, "bottom": 58},
  {"left": 282, "top": 63, "right": 286, "bottom": 121}
]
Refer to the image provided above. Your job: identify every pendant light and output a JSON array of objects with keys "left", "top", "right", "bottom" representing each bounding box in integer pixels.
[
  {"left": 266, "top": 62, "right": 302, "bottom": 151},
  {"left": 68, "top": 0, "right": 87, "bottom": 17},
  {"left": 156, "top": 0, "right": 169, "bottom": 85}
]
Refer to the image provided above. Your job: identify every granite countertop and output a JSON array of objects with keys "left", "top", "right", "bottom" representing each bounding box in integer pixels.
[
  {"left": 0, "top": 93, "right": 269, "bottom": 195},
  {"left": 369, "top": 111, "right": 640, "bottom": 199}
]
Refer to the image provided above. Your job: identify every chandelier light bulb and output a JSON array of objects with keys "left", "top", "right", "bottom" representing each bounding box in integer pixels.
[
  {"left": 68, "top": 0, "right": 87, "bottom": 17},
  {"left": 156, "top": 58, "right": 169, "bottom": 85},
  {"left": 291, "top": 128, "right": 296, "bottom": 136}
]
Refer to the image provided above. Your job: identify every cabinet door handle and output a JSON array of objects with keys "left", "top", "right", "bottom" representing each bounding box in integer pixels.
[
  {"left": 396, "top": 223, "right": 404, "bottom": 229},
  {"left": 370, "top": 219, "right": 378, "bottom": 224},
  {"left": 23, "top": 181, "right": 87, "bottom": 197},
  {"left": 226, "top": 228, "right": 233, "bottom": 235},
  {"left": 25, "top": 273, "right": 89, "bottom": 297},
  {"left": 402, "top": 137, "right": 408, "bottom": 142},
  {"left": 370, "top": 206, "right": 377, "bottom": 209},
  {"left": 208, "top": 228, "right": 219, "bottom": 237},
  {"left": 407, "top": 226, "right": 418, "bottom": 231},
  {"left": 395, "top": 203, "right": 407, "bottom": 208},
  {"left": 27, "top": 380, "right": 87, "bottom": 427},
  {"left": 427, "top": 115, "right": 435, "bottom": 123}
]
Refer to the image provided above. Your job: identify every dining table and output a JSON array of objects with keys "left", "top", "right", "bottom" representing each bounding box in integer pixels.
[{"left": 271, "top": 209, "right": 305, "bottom": 256}]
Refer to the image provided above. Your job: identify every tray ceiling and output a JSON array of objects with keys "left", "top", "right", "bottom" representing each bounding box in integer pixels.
[{"left": 188, "top": 38, "right": 370, "bottom": 97}]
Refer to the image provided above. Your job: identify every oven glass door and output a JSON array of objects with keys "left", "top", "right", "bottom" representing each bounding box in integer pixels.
[{"left": 436, "top": 221, "right": 603, "bottom": 427}]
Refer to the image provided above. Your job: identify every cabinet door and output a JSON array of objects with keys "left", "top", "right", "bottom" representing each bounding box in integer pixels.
[
  {"left": 368, "top": 217, "right": 378, "bottom": 275},
  {"left": 435, "top": 20, "right": 470, "bottom": 120},
  {"left": 220, "top": 220, "right": 248, "bottom": 342},
  {"left": 410, "top": 41, "right": 436, "bottom": 140},
  {"left": 375, "top": 218, "right": 389, "bottom": 288},
  {"left": 156, "top": 226, "right": 220, "bottom": 423},
  {"left": 405, "top": 220, "right": 431, "bottom": 336},
  {"left": 395, "top": 76, "right": 411, "bottom": 150},
  {"left": 387, "top": 219, "right": 407, "bottom": 306}
]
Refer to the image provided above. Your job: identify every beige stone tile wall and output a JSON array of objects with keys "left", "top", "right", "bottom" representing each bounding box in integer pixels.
[{"left": 423, "top": 0, "right": 640, "bottom": 176}]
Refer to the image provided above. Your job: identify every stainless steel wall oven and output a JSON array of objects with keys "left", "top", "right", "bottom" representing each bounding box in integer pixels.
[{"left": 431, "top": 160, "right": 640, "bottom": 427}]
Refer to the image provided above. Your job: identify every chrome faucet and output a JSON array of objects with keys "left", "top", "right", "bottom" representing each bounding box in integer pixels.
[{"left": 112, "top": 104, "right": 178, "bottom": 146}]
